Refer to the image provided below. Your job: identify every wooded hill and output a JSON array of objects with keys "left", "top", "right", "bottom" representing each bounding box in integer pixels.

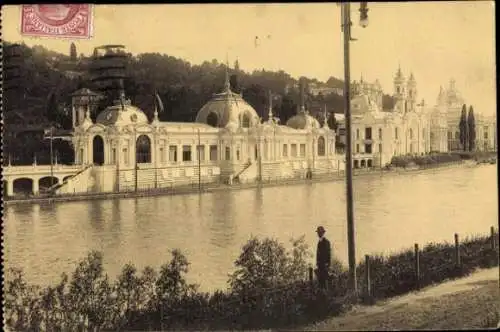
[{"left": 3, "top": 42, "right": 394, "bottom": 164}]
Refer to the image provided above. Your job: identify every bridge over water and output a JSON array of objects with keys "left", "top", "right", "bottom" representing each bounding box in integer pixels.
[{"left": 2, "top": 163, "right": 85, "bottom": 196}]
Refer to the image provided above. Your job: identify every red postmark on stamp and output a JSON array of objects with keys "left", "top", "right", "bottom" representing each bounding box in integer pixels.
[{"left": 21, "top": 4, "right": 93, "bottom": 39}]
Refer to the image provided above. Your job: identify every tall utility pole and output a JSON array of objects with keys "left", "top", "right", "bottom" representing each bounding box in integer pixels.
[
  {"left": 134, "top": 128, "right": 138, "bottom": 192},
  {"left": 341, "top": 2, "right": 357, "bottom": 293},
  {"left": 341, "top": 1, "right": 369, "bottom": 294},
  {"left": 197, "top": 129, "right": 201, "bottom": 191},
  {"left": 50, "top": 127, "right": 54, "bottom": 187}
]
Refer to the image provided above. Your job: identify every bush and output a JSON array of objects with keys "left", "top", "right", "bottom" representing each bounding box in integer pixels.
[
  {"left": 5, "top": 231, "right": 498, "bottom": 331},
  {"left": 391, "top": 153, "right": 463, "bottom": 168}
]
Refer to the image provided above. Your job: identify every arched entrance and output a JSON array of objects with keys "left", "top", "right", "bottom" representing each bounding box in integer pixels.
[
  {"left": 367, "top": 159, "right": 373, "bottom": 167},
  {"left": 317, "top": 136, "right": 326, "bottom": 156},
  {"left": 39, "top": 176, "right": 59, "bottom": 192},
  {"left": 13, "top": 178, "right": 33, "bottom": 196},
  {"left": 360, "top": 160, "right": 366, "bottom": 168},
  {"left": 207, "top": 112, "right": 218, "bottom": 127},
  {"left": 136, "top": 135, "right": 151, "bottom": 163},
  {"left": 241, "top": 113, "right": 251, "bottom": 128},
  {"left": 93, "top": 135, "right": 105, "bottom": 165},
  {"left": 354, "top": 160, "right": 359, "bottom": 169}
]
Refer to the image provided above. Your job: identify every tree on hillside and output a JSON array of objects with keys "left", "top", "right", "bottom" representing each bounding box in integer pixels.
[
  {"left": 230, "top": 74, "right": 241, "bottom": 93},
  {"left": 459, "top": 104, "right": 468, "bottom": 151},
  {"left": 327, "top": 112, "right": 338, "bottom": 131},
  {"left": 276, "top": 94, "right": 298, "bottom": 124},
  {"left": 326, "top": 76, "right": 344, "bottom": 88},
  {"left": 70, "top": 42, "right": 77, "bottom": 62},
  {"left": 468, "top": 105, "right": 476, "bottom": 152},
  {"left": 243, "top": 84, "right": 268, "bottom": 119}
]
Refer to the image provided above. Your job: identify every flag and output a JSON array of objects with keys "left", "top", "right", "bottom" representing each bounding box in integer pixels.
[{"left": 155, "top": 92, "right": 164, "bottom": 113}]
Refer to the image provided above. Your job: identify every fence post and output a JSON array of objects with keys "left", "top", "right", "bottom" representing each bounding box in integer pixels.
[
  {"left": 454, "top": 233, "right": 461, "bottom": 267},
  {"left": 364, "top": 255, "right": 372, "bottom": 302},
  {"left": 414, "top": 243, "right": 420, "bottom": 290},
  {"left": 308, "top": 266, "right": 314, "bottom": 289},
  {"left": 491, "top": 226, "right": 496, "bottom": 250}
]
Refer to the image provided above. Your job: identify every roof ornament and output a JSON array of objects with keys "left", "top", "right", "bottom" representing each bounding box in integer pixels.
[
  {"left": 267, "top": 90, "right": 274, "bottom": 124},
  {"left": 118, "top": 78, "right": 126, "bottom": 111},
  {"left": 152, "top": 94, "right": 159, "bottom": 124},
  {"left": 224, "top": 51, "right": 231, "bottom": 93},
  {"left": 323, "top": 104, "right": 329, "bottom": 128},
  {"left": 396, "top": 63, "right": 403, "bottom": 79}
]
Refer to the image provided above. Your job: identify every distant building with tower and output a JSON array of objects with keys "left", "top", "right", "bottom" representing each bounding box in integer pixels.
[{"left": 335, "top": 67, "right": 496, "bottom": 168}]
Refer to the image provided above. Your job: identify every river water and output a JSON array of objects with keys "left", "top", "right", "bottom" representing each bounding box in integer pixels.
[{"left": 4, "top": 164, "right": 498, "bottom": 292}]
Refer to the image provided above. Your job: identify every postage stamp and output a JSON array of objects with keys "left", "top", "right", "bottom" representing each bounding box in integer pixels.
[{"left": 20, "top": 4, "right": 93, "bottom": 39}]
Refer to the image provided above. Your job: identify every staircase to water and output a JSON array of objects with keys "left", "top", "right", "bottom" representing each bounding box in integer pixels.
[
  {"left": 233, "top": 160, "right": 252, "bottom": 182},
  {"left": 50, "top": 165, "right": 93, "bottom": 194}
]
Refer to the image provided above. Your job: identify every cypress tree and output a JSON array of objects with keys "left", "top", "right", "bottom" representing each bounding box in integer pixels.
[
  {"left": 468, "top": 105, "right": 476, "bottom": 151},
  {"left": 459, "top": 104, "right": 468, "bottom": 151}
]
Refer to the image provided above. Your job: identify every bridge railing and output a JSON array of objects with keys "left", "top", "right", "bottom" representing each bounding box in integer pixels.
[{"left": 3, "top": 164, "right": 86, "bottom": 175}]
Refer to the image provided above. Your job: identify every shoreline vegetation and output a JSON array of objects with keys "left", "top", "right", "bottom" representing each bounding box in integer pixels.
[
  {"left": 4, "top": 151, "right": 497, "bottom": 206},
  {"left": 4, "top": 229, "right": 499, "bottom": 331}
]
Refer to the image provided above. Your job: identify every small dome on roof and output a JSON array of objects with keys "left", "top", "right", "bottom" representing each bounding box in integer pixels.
[
  {"left": 195, "top": 79, "right": 260, "bottom": 129},
  {"left": 286, "top": 107, "right": 320, "bottom": 130},
  {"left": 96, "top": 98, "right": 148, "bottom": 126}
]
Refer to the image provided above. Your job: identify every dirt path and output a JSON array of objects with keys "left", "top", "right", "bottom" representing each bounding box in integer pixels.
[{"left": 304, "top": 268, "right": 499, "bottom": 330}]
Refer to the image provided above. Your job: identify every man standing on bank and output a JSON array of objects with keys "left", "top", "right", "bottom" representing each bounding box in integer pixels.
[{"left": 316, "top": 226, "right": 331, "bottom": 290}]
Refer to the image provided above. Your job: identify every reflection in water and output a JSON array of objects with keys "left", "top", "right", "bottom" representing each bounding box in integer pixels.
[
  {"left": 210, "top": 190, "right": 236, "bottom": 249},
  {"left": 4, "top": 165, "right": 498, "bottom": 292}
]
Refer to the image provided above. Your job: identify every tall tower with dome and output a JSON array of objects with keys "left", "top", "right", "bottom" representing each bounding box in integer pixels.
[
  {"left": 393, "top": 65, "right": 407, "bottom": 113},
  {"left": 406, "top": 72, "right": 417, "bottom": 112}
]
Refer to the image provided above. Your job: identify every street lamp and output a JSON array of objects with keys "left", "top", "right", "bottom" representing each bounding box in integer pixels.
[
  {"left": 43, "top": 127, "right": 55, "bottom": 188},
  {"left": 341, "top": 1, "right": 370, "bottom": 294},
  {"left": 359, "top": 2, "right": 369, "bottom": 28}
]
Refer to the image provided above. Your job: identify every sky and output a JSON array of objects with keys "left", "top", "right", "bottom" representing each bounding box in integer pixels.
[{"left": 2, "top": 2, "right": 497, "bottom": 116}]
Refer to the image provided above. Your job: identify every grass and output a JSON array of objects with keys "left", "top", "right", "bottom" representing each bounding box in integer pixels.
[{"left": 306, "top": 275, "right": 499, "bottom": 330}]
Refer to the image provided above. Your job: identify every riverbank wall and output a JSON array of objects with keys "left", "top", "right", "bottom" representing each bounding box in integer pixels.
[{"left": 3, "top": 160, "right": 483, "bottom": 205}]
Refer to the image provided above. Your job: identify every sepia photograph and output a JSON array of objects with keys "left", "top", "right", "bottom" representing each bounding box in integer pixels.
[{"left": 1, "top": 2, "right": 498, "bottom": 331}]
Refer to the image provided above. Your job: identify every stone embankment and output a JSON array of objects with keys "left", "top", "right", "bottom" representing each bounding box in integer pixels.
[{"left": 3, "top": 160, "right": 482, "bottom": 205}]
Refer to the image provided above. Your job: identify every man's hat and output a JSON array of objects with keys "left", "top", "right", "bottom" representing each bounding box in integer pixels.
[{"left": 316, "top": 226, "right": 326, "bottom": 234}]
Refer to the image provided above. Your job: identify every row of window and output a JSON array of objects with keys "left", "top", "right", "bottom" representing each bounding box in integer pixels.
[
  {"left": 158, "top": 145, "right": 219, "bottom": 163},
  {"left": 90, "top": 134, "right": 334, "bottom": 166},
  {"left": 354, "top": 127, "right": 427, "bottom": 141},
  {"left": 354, "top": 143, "right": 421, "bottom": 155},
  {"left": 355, "top": 143, "right": 382, "bottom": 154}
]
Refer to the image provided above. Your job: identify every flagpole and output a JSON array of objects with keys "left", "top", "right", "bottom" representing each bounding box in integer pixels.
[{"left": 198, "top": 128, "right": 201, "bottom": 192}]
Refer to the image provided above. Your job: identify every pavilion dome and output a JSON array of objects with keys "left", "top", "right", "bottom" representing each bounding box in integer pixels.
[
  {"left": 96, "top": 97, "right": 149, "bottom": 126},
  {"left": 286, "top": 107, "right": 320, "bottom": 130},
  {"left": 195, "top": 79, "right": 260, "bottom": 129}
]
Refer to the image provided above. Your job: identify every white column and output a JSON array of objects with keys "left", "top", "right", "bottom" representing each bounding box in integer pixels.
[
  {"left": 72, "top": 106, "right": 76, "bottom": 129},
  {"left": 87, "top": 137, "right": 92, "bottom": 164},
  {"left": 32, "top": 179, "right": 39, "bottom": 195},
  {"left": 6, "top": 180, "right": 13, "bottom": 197}
]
